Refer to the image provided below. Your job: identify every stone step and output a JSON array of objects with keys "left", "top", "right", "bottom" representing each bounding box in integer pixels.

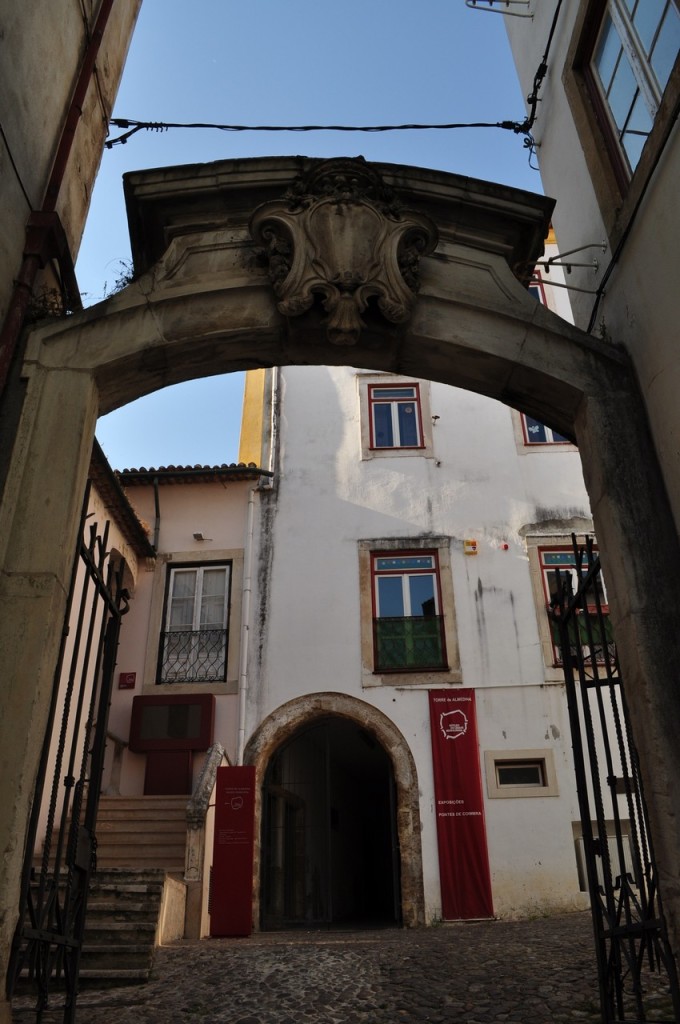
[
  {"left": 81, "top": 944, "right": 154, "bottom": 971},
  {"left": 87, "top": 899, "right": 161, "bottom": 921},
  {"left": 96, "top": 835, "right": 185, "bottom": 852},
  {"left": 96, "top": 818, "right": 187, "bottom": 832},
  {"left": 92, "top": 868, "right": 168, "bottom": 884},
  {"left": 84, "top": 920, "right": 158, "bottom": 944},
  {"left": 95, "top": 852, "right": 185, "bottom": 871},
  {"left": 98, "top": 796, "right": 188, "bottom": 813},
  {"left": 78, "top": 967, "right": 151, "bottom": 987}
]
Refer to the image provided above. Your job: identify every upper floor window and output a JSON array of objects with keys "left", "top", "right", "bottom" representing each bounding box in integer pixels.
[
  {"left": 158, "top": 563, "right": 231, "bottom": 683},
  {"left": 539, "top": 546, "right": 611, "bottom": 666},
  {"left": 368, "top": 383, "right": 424, "bottom": 450},
  {"left": 359, "top": 375, "right": 434, "bottom": 460},
  {"left": 590, "top": 0, "right": 680, "bottom": 174},
  {"left": 371, "top": 551, "right": 447, "bottom": 672}
]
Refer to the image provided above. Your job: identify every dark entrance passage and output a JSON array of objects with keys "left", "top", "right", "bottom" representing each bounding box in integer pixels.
[{"left": 261, "top": 717, "right": 400, "bottom": 929}]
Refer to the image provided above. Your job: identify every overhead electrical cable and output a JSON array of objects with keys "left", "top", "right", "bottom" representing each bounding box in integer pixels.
[
  {"left": 106, "top": 0, "right": 563, "bottom": 152},
  {"left": 106, "top": 117, "right": 534, "bottom": 148}
]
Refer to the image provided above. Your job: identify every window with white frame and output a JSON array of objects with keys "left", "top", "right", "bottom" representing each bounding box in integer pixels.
[
  {"left": 371, "top": 551, "right": 447, "bottom": 672},
  {"left": 158, "top": 563, "right": 231, "bottom": 683},
  {"left": 484, "top": 749, "right": 559, "bottom": 799},
  {"left": 590, "top": 0, "right": 680, "bottom": 174},
  {"left": 368, "top": 383, "right": 424, "bottom": 450}
]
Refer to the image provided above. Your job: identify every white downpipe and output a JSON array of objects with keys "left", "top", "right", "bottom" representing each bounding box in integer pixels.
[
  {"left": 236, "top": 484, "right": 256, "bottom": 766},
  {"left": 236, "top": 366, "right": 279, "bottom": 765}
]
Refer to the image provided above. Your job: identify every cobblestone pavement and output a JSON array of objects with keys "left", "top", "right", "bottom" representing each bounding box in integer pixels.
[{"left": 10, "top": 911, "right": 674, "bottom": 1023}]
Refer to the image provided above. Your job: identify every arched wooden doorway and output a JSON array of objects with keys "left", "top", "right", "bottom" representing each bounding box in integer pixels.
[
  {"left": 2, "top": 157, "right": 680, "bottom": 1010},
  {"left": 261, "top": 717, "right": 399, "bottom": 929},
  {"left": 244, "top": 692, "right": 425, "bottom": 930}
]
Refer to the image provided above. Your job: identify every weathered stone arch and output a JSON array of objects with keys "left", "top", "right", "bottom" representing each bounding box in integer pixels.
[
  {"left": 243, "top": 691, "right": 425, "bottom": 928},
  {"left": 2, "top": 157, "right": 680, "bottom": 996}
]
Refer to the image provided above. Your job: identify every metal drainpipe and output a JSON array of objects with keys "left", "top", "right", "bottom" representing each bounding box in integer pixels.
[
  {"left": 236, "top": 484, "right": 257, "bottom": 766},
  {"left": 0, "top": 0, "right": 117, "bottom": 396},
  {"left": 236, "top": 366, "right": 280, "bottom": 764},
  {"left": 152, "top": 476, "right": 161, "bottom": 552}
]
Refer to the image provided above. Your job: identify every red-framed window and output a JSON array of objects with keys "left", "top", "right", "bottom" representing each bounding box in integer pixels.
[
  {"left": 539, "top": 546, "right": 610, "bottom": 665},
  {"left": 371, "top": 550, "right": 447, "bottom": 672},
  {"left": 528, "top": 274, "right": 547, "bottom": 305},
  {"left": 521, "top": 416, "right": 571, "bottom": 445},
  {"left": 368, "top": 383, "right": 425, "bottom": 450}
]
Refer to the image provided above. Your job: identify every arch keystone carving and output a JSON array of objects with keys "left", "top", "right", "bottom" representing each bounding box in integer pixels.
[{"left": 250, "top": 158, "right": 438, "bottom": 345}]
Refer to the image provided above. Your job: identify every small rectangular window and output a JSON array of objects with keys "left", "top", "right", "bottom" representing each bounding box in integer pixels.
[
  {"left": 485, "top": 749, "right": 558, "bottom": 798},
  {"left": 495, "top": 760, "right": 546, "bottom": 788},
  {"left": 368, "top": 384, "right": 424, "bottom": 449}
]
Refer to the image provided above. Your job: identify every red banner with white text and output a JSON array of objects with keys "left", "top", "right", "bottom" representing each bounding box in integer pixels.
[
  {"left": 210, "top": 765, "right": 256, "bottom": 936},
  {"left": 429, "top": 689, "right": 493, "bottom": 919}
]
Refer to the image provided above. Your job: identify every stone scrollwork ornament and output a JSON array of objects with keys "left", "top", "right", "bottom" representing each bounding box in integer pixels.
[{"left": 250, "top": 158, "right": 438, "bottom": 345}]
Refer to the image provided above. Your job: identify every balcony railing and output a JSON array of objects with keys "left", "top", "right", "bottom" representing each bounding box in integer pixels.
[
  {"left": 550, "top": 612, "right": 614, "bottom": 667},
  {"left": 373, "top": 615, "right": 446, "bottom": 672},
  {"left": 158, "top": 628, "right": 227, "bottom": 683}
]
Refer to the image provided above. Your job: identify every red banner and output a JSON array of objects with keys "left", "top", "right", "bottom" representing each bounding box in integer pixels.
[
  {"left": 429, "top": 689, "right": 493, "bottom": 919},
  {"left": 210, "top": 766, "right": 256, "bottom": 937}
]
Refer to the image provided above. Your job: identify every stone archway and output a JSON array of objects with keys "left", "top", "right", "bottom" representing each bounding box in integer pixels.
[
  {"left": 243, "top": 692, "right": 425, "bottom": 929},
  {"left": 2, "top": 157, "right": 680, "bottom": 1010}
]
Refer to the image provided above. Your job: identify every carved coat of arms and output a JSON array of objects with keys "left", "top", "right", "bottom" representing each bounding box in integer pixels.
[{"left": 250, "top": 158, "right": 438, "bottom": 345}]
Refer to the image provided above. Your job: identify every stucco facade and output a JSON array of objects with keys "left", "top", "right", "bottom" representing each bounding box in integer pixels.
[
  {"left": 505, "top": 1, "right": 680, "bottom": 525},
  {"left": 239, "top": 356, "right": 596, "bottom": 925},
  {"left": 3, "top": 151, "right": 680, "bottom": 1008}
]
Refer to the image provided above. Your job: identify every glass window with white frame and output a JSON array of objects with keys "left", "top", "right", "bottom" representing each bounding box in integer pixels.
[
  {"left": 368, "top": 383, "right": 424, "bottom": 449},
  {"left": 158, "top": 563, "right": 231, "bottom": 683},
  {"left": 591, "top": 0, "right": 680, "bottom": 172}
]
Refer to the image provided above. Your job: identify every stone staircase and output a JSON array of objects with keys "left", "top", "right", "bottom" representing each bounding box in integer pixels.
[
  {"left": 94, "top": 795, "right": 188, "bottom": 872},
  {"left": 20, "top": 798, "right": 190, "bottom": 990},
  {"left": 80, "top": 868, "right": 167, "bottom": 985},
  {"left": 78, "top": 796, "right": 189, "bottom": 984},
  {"left": 79, "top": 790, "right": 189, "bottom": 983}
]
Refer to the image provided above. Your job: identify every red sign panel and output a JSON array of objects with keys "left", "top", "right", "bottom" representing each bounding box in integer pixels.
[
  {"left": 118, "top": 672, "right": 136, "bottom": 690},
  {"left": 210, "top": 766, "right": 256, "bottom": 937},
  {"left": 429, "top": 689, "right": 493, "bottom": 920}
]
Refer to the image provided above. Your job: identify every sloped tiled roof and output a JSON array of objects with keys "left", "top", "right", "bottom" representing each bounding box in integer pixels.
[{"left": 116, "top": 463, "right": 273, "bottom": 486}]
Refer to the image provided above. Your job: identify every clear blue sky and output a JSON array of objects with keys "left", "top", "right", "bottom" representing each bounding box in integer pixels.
[{"left": 79, "top": 0, "right": 540, "bottom": 470}]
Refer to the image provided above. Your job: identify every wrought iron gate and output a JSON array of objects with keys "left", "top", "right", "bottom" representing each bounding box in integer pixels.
[
  {"left": 549, "top": 535, "right": 680, "bottom": 1023},
  {"left": 6, "top": 483, "right": 129, "bottom": 1021}
]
